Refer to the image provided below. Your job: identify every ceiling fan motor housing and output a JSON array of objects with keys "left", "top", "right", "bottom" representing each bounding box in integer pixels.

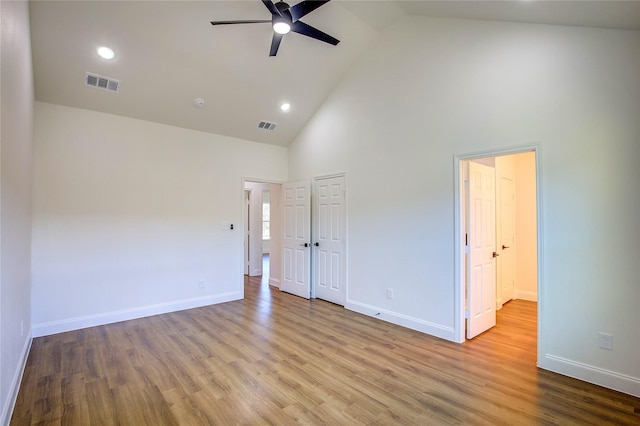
[{"left": 276, "top": 2, "right": 291, "bottom": 16}]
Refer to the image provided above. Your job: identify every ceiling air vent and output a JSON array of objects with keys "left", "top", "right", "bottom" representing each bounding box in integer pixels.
[
  {"left": 85, "top": 72, "right": 120, "bottom": 93},
  {"left": 257, "top": 120, "right": 277, "bottom": 131}
]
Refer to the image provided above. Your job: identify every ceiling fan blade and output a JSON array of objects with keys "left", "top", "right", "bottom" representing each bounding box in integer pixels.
[
  {"left": 291, "top": 20, "right": 339, "bottom": 46},
  {"left": 289, "top": 0, "right": 330, "bottom": 22},
  {"left": 270, "top": 32, "right": 284, "bottom": 56},
  {"left": 261, "top": 0, "right": 281, "bottom": 16},
  {"left": 210, "top": 20, "right": 271, "bottom": 26}
]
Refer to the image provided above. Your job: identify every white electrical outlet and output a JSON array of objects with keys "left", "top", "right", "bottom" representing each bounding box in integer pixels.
[
  {"left": 598, "top": 332, "right": 613, "bottom": 350},
  {"left": 387, "top": 288, "right": 394, "bottom": 299}
]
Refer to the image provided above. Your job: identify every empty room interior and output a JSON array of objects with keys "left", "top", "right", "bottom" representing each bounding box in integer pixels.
[{"left": 2, "top": 0, "right": 639, "bottom": 424}]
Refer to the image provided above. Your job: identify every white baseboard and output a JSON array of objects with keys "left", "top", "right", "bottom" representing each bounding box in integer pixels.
[
  {"left": 515, "top": 290, "right": 537, "bottom": 301},
  {"left": 540, "top": 353, "right": 640, "bottom": 398},
  {"left": 1, "top": 332, "right": 32, "bottom": 426},
  {"left": 269, "top": 277, "right": 280, "bottom": 288},
  {"left": 32, "top": 291, "right": 242, "bottom": 337},
  {"left": 345, "top": 300, "right": 457, "bottom": 342}
]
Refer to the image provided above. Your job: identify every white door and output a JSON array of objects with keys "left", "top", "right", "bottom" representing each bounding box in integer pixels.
[
  {"left": 281, "top": 181, "right": 311, "bottom": 299},
  {"left": 313, "top": 176, "right": 346, "bottom": 306},
  {"left": 499, "top": 176, "right": 516, "bottom": 304},
  {"left": 467, "top": 161, "right": 497, "bottom": 339}
]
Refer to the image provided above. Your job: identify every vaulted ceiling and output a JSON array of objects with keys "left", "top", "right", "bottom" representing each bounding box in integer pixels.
[{"left": 29, "top": 1, "right": 640, "bottom": 147}]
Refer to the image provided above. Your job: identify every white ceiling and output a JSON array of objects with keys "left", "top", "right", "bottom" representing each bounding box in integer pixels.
[{"left": 29, "top": 1, "right": 640, "bottom": 147}]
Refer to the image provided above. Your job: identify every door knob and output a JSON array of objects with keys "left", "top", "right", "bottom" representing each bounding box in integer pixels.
[
  {"left": 502, "top": 245, "right": 510, "bottom": 250},
  {"left": 314, "top": 242, "right": 319, "bottom": 247},
  {"left": 301, "top": 243, "right": 310, "bottom": 247},
  {"left": 492, "top": 251, "right": 500, "bottom": 258}
]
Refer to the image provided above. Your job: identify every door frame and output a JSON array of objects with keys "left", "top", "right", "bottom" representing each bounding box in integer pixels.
[
  {"left": 244, "top": 189, "right": 251, "bottom": 275},
  {"left": 453, "top": 145, "right": 543, "bottom": 361}
]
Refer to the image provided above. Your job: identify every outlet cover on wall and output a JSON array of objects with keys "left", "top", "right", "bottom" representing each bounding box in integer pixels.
[{"left": 598, "top": 332, "right": 613, "bottom": 350}]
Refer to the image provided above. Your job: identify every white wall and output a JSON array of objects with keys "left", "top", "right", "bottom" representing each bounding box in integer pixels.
[
  {"left": 288, "top": 16, "right": 640, "bottom": 396},
  {"left": 515, "top": 152, "right": 537, "bottom": 300},
  {"left": 0, "top": 1, "right": 34, "bottom": 423},
  {"left": 32, "top": 102, "right": 287, "bottom": 336}
]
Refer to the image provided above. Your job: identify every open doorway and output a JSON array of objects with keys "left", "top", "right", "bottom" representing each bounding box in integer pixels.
[
  {"left": 243, "top": 180, "right": 282, "bottom": 289},
  {"left": 455, "top": 148, "right": 540, "bottom": 350}
]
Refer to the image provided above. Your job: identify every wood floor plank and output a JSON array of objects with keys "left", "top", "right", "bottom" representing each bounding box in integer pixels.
[
  {"left": 30, "top": 373, "right": 62, "bottom": 424},
  {"left": 11, "top": 278, "right": 640, "bottom": 425},
  {"left": 59, "top": 373, "right": 91, "bottom": 425},
  {"left": 85, "top": 378, "right": 115, "bottom": 426}
]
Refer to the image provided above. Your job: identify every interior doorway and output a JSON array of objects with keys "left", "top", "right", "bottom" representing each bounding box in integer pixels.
[
  {"left": 455, "top": 148, "right": 540, "bottom": 348},
  {"left": 243, "top": 180, "right": 283, "bottom": 288}
]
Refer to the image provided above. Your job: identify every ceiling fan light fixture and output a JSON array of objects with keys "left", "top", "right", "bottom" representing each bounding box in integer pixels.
[{"left": 273, "top": 19, "right": 291, "bottom": 35}]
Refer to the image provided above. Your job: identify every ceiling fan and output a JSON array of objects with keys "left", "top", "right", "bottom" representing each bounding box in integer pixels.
[{"left": 210, "top": 0, "right": 340, "bottom": 57}]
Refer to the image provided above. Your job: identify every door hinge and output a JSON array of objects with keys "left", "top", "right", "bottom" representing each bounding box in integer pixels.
[{"left": 465, "top": 233, "right": 468, "bottom": 246}]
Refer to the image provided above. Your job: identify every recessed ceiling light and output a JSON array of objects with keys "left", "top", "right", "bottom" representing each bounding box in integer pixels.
[
  {"left": 280, "top": 102, "right": 291, "bottom": 112},
  {"left": 97, "top": 46, "right": 115, "bottom": 60}
]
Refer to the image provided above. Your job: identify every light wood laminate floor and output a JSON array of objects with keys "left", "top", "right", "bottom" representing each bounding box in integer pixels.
[{"left": 11, "top": 276, "right": 640, "bottom": 425}]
